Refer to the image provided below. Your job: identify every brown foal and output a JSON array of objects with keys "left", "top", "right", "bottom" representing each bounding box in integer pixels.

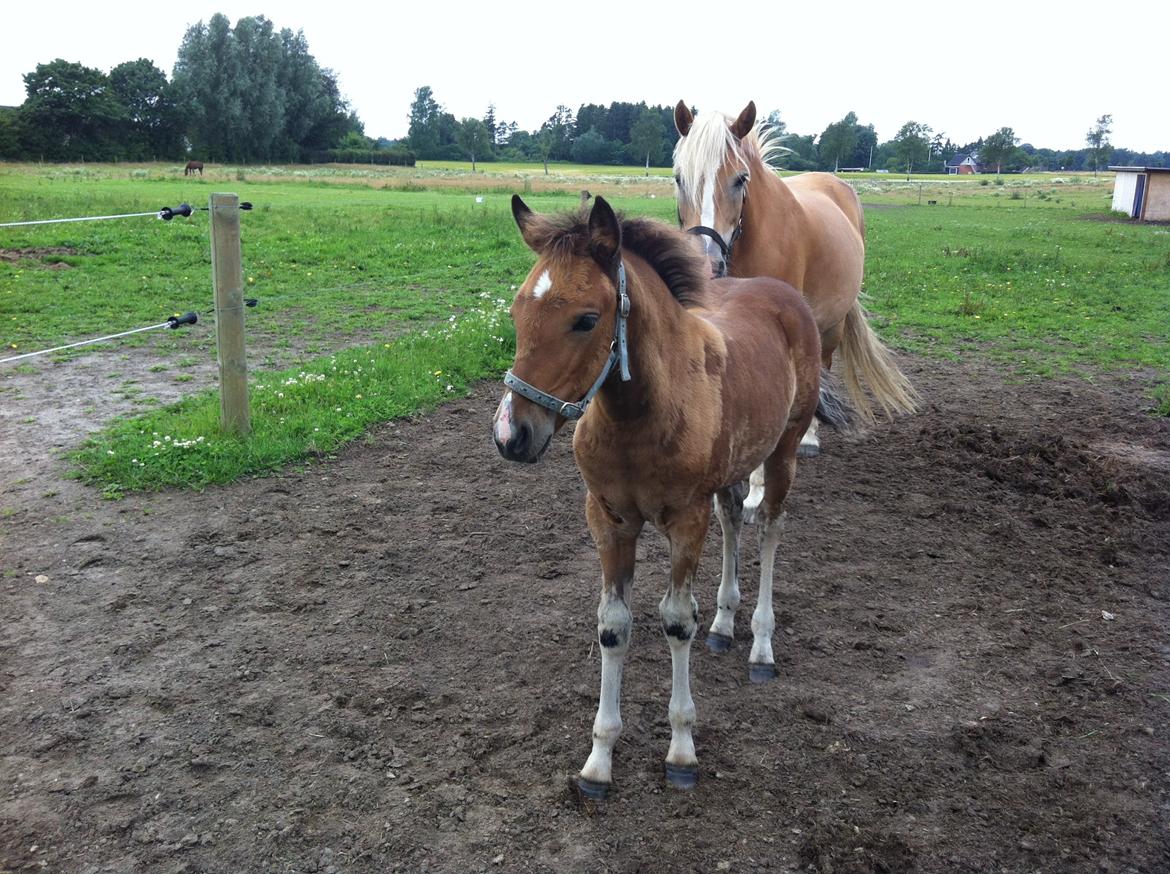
[{"left": 493, "top": 195, "right": 850, "bottom": 798}]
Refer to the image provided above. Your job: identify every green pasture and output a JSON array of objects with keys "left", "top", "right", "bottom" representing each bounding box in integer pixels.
[{"left": 1, "top": 163, "right": 1166, "bottom": 493}]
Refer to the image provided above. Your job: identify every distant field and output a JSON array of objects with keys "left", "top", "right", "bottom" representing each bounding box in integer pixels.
[{"left": 1, "top": 161, "right": 1166, "bottom": 490}]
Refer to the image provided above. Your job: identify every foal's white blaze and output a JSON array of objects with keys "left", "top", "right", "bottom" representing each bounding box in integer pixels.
[
  {"left": 532, "top": 269, "right": 552, "bottom": 300},
  {"left": 493, "top": 390, "right": 515, "bottom": 445}
]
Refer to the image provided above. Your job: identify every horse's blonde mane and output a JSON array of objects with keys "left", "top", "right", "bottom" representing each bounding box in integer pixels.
[{"left": 673, "top": 110, "right": 785, "bottom": 207}]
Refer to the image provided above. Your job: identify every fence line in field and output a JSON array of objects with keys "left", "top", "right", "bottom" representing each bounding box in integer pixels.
[
  {"left": 2, "top": 194, "right": 255, "bottom": 435},
  {"left": 0, "top": 313, "right": 199, "bottom": 364},
  {"left": 0, "top": 202, "right": 251, "bottom": 229}
]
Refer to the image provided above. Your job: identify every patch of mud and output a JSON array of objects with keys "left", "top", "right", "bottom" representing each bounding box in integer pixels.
[{"left": 1, "top": 354, "right": 1169, "bottom": 873}]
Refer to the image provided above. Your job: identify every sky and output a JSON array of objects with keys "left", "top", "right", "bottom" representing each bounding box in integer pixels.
[{"left": 2, "top": 1, "right": 1168, "bottom": 153}]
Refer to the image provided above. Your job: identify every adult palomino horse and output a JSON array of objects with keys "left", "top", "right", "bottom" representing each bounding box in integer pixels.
[
  {"left": 493, "top": 195, "right": 852, "bottom": 797},
  {"left": 673, "top": 100, "right": 916, "bottom": 469},
  {"left": 184, "top": 161, "right": 204, "bottom": 176}
]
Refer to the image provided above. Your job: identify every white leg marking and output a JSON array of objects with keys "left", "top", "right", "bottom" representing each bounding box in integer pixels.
[
  {"left": 743, "top": 464, "right": 765, "bottom": 524},
  {"left": 660, "top": 590, "right": 698, "bottom": 768},
  {"left": 750, "top": 512, "right": 785, "bottom": 668},
  {"left": 798, "top": 417, "right": 821, "bottom": 456},
  {"left": 579, "top": 594, "right": 631, "bottom": 786},
  {"left": 708, "top": 493, "right": 741, "bottom": 641},
  {"left": 666, "top": 635, "right": 697, "bottom": 768}
]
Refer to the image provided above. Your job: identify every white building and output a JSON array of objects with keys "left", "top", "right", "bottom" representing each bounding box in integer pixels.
[{"left": 1110, "top": 167, "right": 1170, "bottom": 221}]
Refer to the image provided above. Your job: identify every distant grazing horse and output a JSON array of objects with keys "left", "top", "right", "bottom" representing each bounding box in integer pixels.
[
  {"left": 184, "top": 161, "right": 204, "bottom": 177},
  {"left": 673, "top": 100, "right": 916, "bottom": 477},
  {"left": 493, "top": 195, "right": 852, "bottom": 798}
]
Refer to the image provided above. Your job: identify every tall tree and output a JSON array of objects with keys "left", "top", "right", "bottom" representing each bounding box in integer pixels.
[
  {"left": 628, "top": 106, "right": 663, "bottom": 174},
  {"left": 980, "top": 126, "right": 1019, "bottom": 175},
  {"left": 540, "top": 105, "right": 575, "bottom": 162},
  {"left": 1086, "top": 114, "right": 1113, "bottom": 176},
  {"left": 818, "top": 111, "right": 859, "bottom": 171},
  {"left": 482, "top": 103, "right": 499, "bottom": 145},
  {"left": 406, "top": 85, "right": 441, "bottom": 158},
  {"left": 456, "top": 117, "right": 492, "bottom": 171},
  {"left": 892, "top": 121, "right": 933, "bottom": 179},
  {"left": 109, "top": 59, "right": 179, "bottom": 159},
  {"left": 19, "top": 59, "right": 126, "bottom": 160}
]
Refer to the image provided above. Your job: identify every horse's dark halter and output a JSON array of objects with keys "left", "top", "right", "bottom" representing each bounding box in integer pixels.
[
  {"left": 685, "top": 220, "right": 743, "bottom": 267},
  {"left": 503, "top": 262, "right": 632, "bottom": 421}
]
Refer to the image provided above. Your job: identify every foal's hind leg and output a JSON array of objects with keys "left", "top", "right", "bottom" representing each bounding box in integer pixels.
[
  {"left": 749, "top": 430, "right": 801, "bottom": 683},
  {"left": 742, "top": 465, "right": 765, "bottom": 524},
  {"left": 707, "top": 484, "right": 744, "bottom": 652}
]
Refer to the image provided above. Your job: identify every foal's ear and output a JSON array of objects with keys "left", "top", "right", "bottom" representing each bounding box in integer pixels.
[
  {"left": 730, "top": 101, "right": 756, "bottom": 139},
  {"left": 674, "top": 100, "right": 694, "bottom": 137},
  {"left": 587, "top": 196, "right": 622, "bottom": 270},
  {"left": 511, "top": 194, "right": 543, "bottom": 252}
]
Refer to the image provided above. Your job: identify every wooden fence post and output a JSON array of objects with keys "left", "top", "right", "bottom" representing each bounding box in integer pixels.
[{"left": 210, "top": 192, "right": 250, "bottom": 436}]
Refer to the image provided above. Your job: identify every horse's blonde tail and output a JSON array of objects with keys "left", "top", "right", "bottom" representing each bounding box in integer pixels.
[{"left": 837, "top": 298, "right": 919, "bottom": 425}]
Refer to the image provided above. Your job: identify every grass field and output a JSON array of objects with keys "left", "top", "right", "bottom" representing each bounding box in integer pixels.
[{"left": 2, "top": 161, "right": 1167, "bottom": 492}]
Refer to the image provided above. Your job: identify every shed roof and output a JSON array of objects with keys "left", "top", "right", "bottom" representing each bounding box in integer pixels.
[{"left": 1109, "top": 166, "right": 1170, "bottom": 173}]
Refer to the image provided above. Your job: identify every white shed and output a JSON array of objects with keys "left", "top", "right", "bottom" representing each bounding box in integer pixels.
[{"left": 1110, "top": 166, "right": 1170, "bottom": 221}]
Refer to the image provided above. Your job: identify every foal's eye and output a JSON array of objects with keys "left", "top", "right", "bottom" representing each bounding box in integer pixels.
[{"left": 572, "top": 313, "right": 600, "bottom": 332}]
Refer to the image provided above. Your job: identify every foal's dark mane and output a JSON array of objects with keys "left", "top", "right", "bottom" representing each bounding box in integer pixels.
[{"left": 533, "top": 210, "right": 708, "bottom": 308}]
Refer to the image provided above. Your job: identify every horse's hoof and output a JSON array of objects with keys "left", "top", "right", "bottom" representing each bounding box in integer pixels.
[
  {"left": 749, "top": 663, "right": 777, "bottom": 683},
  {"left": 577, "top": 776, "right": 610, "bottom": 801},
  {"left": 796, "top": 443, "right": 821, "bottom": 459},
  {"left": 706, "top": 632, "right": 733, "bottom": 654},
  {"left": 664, "top": 762, "right": 698, "bottom": 790}
]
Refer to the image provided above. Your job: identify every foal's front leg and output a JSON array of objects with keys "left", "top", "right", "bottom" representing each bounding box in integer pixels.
[
  {"left": 578, "top": 493, "right": 642, "bottom": 800},
  {"left": 660, "top": 501, "right": 711, "bottom": 789}
]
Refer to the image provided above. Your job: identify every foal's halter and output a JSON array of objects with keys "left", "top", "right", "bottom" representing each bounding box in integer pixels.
[{"left": 503, "top": 262, "right": 632, "bottom": 421}]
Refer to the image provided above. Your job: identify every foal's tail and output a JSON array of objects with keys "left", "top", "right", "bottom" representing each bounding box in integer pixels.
[
  {"left": 837, "top": 297, "right": 919, "bottom": 425},
  {"left": 815, "top": 370, "right": 857, "bottom": 434}
]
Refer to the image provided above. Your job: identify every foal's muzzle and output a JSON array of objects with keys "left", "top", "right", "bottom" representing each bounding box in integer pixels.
[{"left": 493, "top": 392, "right": 553, "bottom": 464}]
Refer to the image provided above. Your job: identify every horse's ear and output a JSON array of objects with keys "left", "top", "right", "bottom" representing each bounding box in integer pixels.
[
  {"left": 512, "top": 194, "right": 542, "bottom": 252},
  {"left": 588, "top": 196, "right": 621, "bottom": 270},
  {"left": 730, "top": 101, "right": 756, "bottom": 140},
  {"left": 674, "top": 100, "right": 694, "bottom": 137}
]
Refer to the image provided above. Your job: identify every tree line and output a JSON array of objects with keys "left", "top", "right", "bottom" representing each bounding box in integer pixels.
[
  {"left": 0, "top": 13, "right": 391, "bottom": 165},
  {"left": 405, "top": 87, "right": 682, "bottom": 173},
  {"left": 2, "top": 20, "right": 1165, "bottom": 174},
  {"left": 404, "top": 86, "right": 1168, "bottom": 174}
]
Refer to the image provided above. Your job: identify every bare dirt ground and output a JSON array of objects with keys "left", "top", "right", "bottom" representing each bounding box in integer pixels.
[{"left": 2, "top": 352, "right": 1169, "bottom": 874}]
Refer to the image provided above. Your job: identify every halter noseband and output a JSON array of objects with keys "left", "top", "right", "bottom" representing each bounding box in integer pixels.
[
  {"left": 685, "top": 220, "right": 743, "bottom": 265},
  {"left": 503, "top": 261, "right": 632, "bottom": 421}
]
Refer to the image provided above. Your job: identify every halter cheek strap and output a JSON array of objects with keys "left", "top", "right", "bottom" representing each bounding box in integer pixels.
[{"left": 503, "top": 261, "right": 631, "bottom": 421}]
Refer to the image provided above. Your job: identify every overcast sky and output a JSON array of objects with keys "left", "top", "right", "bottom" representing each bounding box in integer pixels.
[{"left": 2, "top": 2, "right": 1167, "bottom": 153}]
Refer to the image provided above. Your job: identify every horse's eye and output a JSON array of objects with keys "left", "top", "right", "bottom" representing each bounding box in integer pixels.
[
  {"left": 572, "top": 313, "right": 600, "bottom": 332},
  {"left": 734, "top": 173, "right": 749, "bottom": 189}
]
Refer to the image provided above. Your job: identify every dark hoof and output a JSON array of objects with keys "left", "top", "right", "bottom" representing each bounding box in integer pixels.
[
  {"left": 577, "top": 776, "right": 609, "bottom": 801},
  {"left": 749, "top": 663, "right": 777, "bottom": 683},
  {"left": 796, "top": 443, "right": 820, "bottom": 458},
  {"left": 664, "top": 762, "right": 698, "bottom": 790},
  {"left": 706, "top": 632, "right": 733, "bottom": 653}
]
